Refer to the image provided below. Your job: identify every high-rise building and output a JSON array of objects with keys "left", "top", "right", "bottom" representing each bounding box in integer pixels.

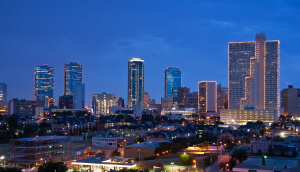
[
  {"left": 217, "top": 84, "right": 228, "bottom": 112},
  {"left": 34, "top": 65, "right": 54, "bottom": 106},
  {"left": 281, "top": 84, "right": 300, "bottom": 117},
  {"left": 128, "top": 58, "right": 144, "bottom": 108},
  {"left": 164, "top": 67, "right": 181, "bottom": 100},
  {"left": 161, "top": 97, "right": 173, "bottom": 110},
  {"left": 144, "top": 92, "right": 151, "bottom": 108},
  {"left": 182, "top": 92, "right": 198, "bottom": 109},
  {"left": 64, "top": 62, "right": 83, "bottom": 96},
  {"left": 177, "top": 87, "right": 190, "bottom": 105},
  {"left": 0, "top": 83, "right": 7, "bottom": 103},
  {"left": 8, "top": 98, "right": 35, "bottom": 116},
  {"left": 198, "top": 81, "right": 217, "bottom": 116},
  {"left": 73, "top": 83, "right": 85, "bottom": 109},
  {"left": 228, "top": 33, "right": 280, "bottom": 112},
  {"left": 58, "top": 95, "right": 73, "bottom": 109},
  {"left": 92, "top": 92, "right": 117, "bottom": 115},
  {"left": 117, "top": 97, "right": 125, "bottom": 107}
]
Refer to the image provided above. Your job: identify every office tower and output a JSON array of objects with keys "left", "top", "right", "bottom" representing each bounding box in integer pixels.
[
  {"left": 73, "top": 83, "right": 85, "bottom": 109},
  {"left": 164, "top": 67, "right": 181, "bottom": 100},
  {"left": 217, "top": 84, "right": 228, "bottom": 112},
  {"left": 64, "top": 62, "right": 83, "bottom": 96},
  {"left": 58, "top": 95, "right": 73, "bottom": 109},
  {"left": 177, "top": 87, "right": 190, "bottom": 105},
  {"left": 182, "top": 92, "right": 198, "bottom": 109},
  {"left": 92, "top": 92, "right": 118, "bottom": 115},
  {"left": 281, "top": 84, "right": 300, "bottom": 117},
  {"left": 34, "top": 65, "right": 54, "bottom": 106},
  {"left": 128, "top": 57, "right": 144, "bottom": 108},
  {"left": 0, "top": 83, "right": 7, "bottom": 103},
  {"left": 8, "top": 98, "right": 35, "bottom": 116},
  {"left": 161, "top": 97, "right": 173, "bottom": 110},
  {"left": 118, "top": 97, "right": 125, "bottom": 107},
  {"left": 144, "top": 92, "right": 151, "bottom": 108},
  {"left": 198, "top": 81, "right": 217, "bottom": 116},
  {"left": 151, "top": 99, "right": 156, "bottom": 105},
  {"left": 229, "top": 33, "right": 280, "bottom": 111},
  {"left": 35, "top": 95, "right": 49, "bottom": 118}
]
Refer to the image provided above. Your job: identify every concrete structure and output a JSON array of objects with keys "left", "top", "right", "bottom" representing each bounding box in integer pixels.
[
  {"left": 220, "top": 106, "right": 277, "bottom": 125},
  {"left": 161, "top": 97, "right": 173, "bottom": 110},
  {"left": 229, "top": 33, "right": 280, "bottom": 112},
  {"left": 92, "top": 92, "right": 117, "bottom": 115},
  {"left": 34, "top": 65, "right": 54, "bottom": 106},
  {"left": 250, "top": 139, "right": 270, "bottom": 154},
  {"left": 128, "top": 58, "right": 144, "bottom": 108},
  {"left": 161, "top": 108, "right": 196, "bottom": 117},
  {"left": 8, "top": 98, "right": 35, "bottom": 116},
  {"left": 0, "top": 83, "right": 7, "bottom": 103},
  {"left": 0, "top": 102, "right": 8, "bottom": 115},
  {"left": 198, "top": 81, "right": 217, "bottom": 115},
  {"left": 164, "top": 67, "right": 181, "bottom": 100},
  {"left": 35, "top": 95, "right": 49, "bottom": 118},
  {"left": 9, "top": 136, "right": 71, "bottom": 168},
  {"left": 117, "top": 97, "right": 125, "bottom": 107},
  {"left": 217, "top": 84, "right": 228, "bottom": 112},
  {"left": 177, "top": 87, "right": 190, "bottom": 105},
  {"left": 92, "top": 136, "right": 133, "bottom": 148},
  {"left": 124, "top": 141, "right": 167, "bottom": 160},
  {"left": 64, "top": 62, "right": 83, "bottom": 96},
  {"left": 281, "top": 84, "right": 300, "bottom": 117},
  {"left": 182, "top": 91, "right": 198, "bottom": 109},
  {"left": 73, "top": 83, "right": 85, "bottom": 109},
  {"left": 72, "top": 156, "right": 136, "bottom": 172},
  {"left": 144, "top": 92, "right": 151, "bottom": 108}
]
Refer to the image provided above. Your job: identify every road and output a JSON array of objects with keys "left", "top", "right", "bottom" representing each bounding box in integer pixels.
[{"left": 208, "top": 153, "right": 230, "bottom": 172}]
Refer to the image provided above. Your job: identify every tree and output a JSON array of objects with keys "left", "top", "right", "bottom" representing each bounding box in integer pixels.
[
  {"left": 5, "top": 115, "right": 18, "bottom": 139},
  {"left": 255, "top": 120, "right": 264, "bottom": 127},
  {"left": 0, "top": 167, "right": 22, "bottom": 172},
  {"left": 178, "top": 154, "right": 194, "bottom": 166},
  {"left": 38, "top": 161, "right": 68, "bottom": 172},
  {"left": 203, "top": 141, "right": 209, "bottom": 149},
  {"left": 137, "top": 137, "right": 145, "bottom": 143},
  {"left": 203, "top": 153, "right": 218, "bottom": 167},
  {"left": 219, "top": 162, "right": 226, "bottom": 171},
  {"left": 23, "top": 126, "right": 36, "bottom": 137},
  {"left": 72, "top": 167, "right": 79, "bottom": 172},
  {"left": 292, "top": 150, "right": 298, "bottom": 157},
  {"left": 228, "top": 157, "right": 237, "bottom": 170},
  {"left": 38, "top": 128, "right": 47, "bottom": 136},
  {"left": 268, "top": 147, "right": 274, "bottom": 156},
  {"left": 110, "top": 148, "right": 121, "bottom": 157},
  {"left": 231, "top": 149, "right": 248, "bottom": 163},
  {"left": 170, "top": 143, "right": 184, "bottom": 154}
]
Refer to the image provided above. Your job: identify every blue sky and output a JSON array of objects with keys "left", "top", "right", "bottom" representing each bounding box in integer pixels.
[{"left": 1, "top": 0, "right": 300, "bottom": 105}]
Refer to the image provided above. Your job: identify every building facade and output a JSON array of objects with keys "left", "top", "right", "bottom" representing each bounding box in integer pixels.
[
  {"left": 73, "top": 83, "right": 85, "bottom": 109},
  {"left": 281, "top": 84, "right": 300, "bottom": 117},
  {"left": 92, "top": 92, "right": 118, "bottom": 115},
  {"left": 217, "top": 84, "right": 228, "bottom": 112},
  {"left": 58, "top": 95, "right": 73, "bottom": 109},
  {"left": 0, "top": 83, "right": 7, "bottom": 103},
  {"left": 64, "top": 62, "right": 83, "bottom": 96},
  {"left": 177, "top": 87, "right": 190, "bottom": 105},
  {"left": 198, "top": 81, "right": 217, "bottom": 115},
  {"left": 229, "top": 33, "right": 280, "bottom": 112},
  {"left": 128, "top": 58, "right": 144, "bottom": 108},
  {"left": 144, "top": 92, "right": 151, "bottom": 108},
  {"left": 34, "top": 65, "right": 54, "bottom": 106},
  {"left": 164, "top": 67, "right": 182, "bottom": 100}
]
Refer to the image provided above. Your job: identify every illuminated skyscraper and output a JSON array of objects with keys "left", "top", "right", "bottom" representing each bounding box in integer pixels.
[
  {"left": 128, "top": 57, "right": 144, "bottom": 108},
  {"left": 0, "top": 83, "right": 7, "bottom": 103},
  {"left": 198, "top": 81, "right": 217, "bottom": 116},
  {"left": 229, "top": 33, "right": 280, "bottom": 112},
  {"left": 64, "top": 62, "right": 83, "bottom": 96},
  {"left": 164, "top": 67, "right": 181, "bottom": 99},
  {"left": 34, "top": 65, "right": 54, "bottom": 106}
]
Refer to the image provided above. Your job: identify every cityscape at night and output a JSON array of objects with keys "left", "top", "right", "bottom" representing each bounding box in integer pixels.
[{"left": 1, "top": 1, "right": 300, "bottom": 172}]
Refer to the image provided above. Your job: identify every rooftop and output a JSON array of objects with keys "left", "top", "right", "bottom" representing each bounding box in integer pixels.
[
  {"left": 10, "top": 136, "right": 68, "bottom": 142},
  {"left": 126, "top": 141, "right": 168, "bottom": 148}
]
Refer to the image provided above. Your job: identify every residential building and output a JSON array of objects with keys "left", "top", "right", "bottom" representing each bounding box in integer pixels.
[
  {"left": 0, "top": 83, "right": 7, "bottom": 103},
  {"left": 217, "top": 84, "right": 228, "bottom": 112},
  {"left": 144, "top": 92, "right": 151, "bottom": 108},
  {"left": 9, "top": 136, "right": 71, "bottom": 168},
  {"left": 281, "top": 84, "right": 300, "bottom": 117},
  {"left": 34, "top": 65, "right": 54, "bottom": 106},
  {"left": 64, "top": 62, "right": 83, "bottom": 96},
  {"left": 124, "top": 141, "right": 167, "bottom": 160},
  {"left": 92, "top": 136, "right": 133, "bottom": 148},
  {"left": 58, "top": 95, "right": 73, "bottom": 109},
  {"left": 164, "top": 67, "right": 181, "bottom": 100},
  {"left": 92, "top": 92, "right": 117, "bottom": 115},
  {"left": 128, "top": 58, "right": 144, "bottom": 108},
  {"left": 220, "top": 106, "right": 277, "bottom": 125},
  {"left": 250, "top": 139, "right": 270, "bottom": 154},
  {"left": 198, "top": 81, "right": 217, "bottom": 116},
  {"left": 73, "top": 83, "right": 85, "bottom": 109},
  {"left": 229, "top": 33, "right": 280, "bottom": 112}
]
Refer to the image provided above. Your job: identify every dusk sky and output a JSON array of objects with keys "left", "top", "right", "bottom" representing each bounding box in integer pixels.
[{"left": 1, "top": 0, "right": 300, "bottom": 105}]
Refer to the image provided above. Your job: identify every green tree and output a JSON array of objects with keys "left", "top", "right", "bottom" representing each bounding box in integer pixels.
[
  {"left": 255, "top": 120, "right": 264, "bottom": 127},
  {"left": 110, "top": 148, "right": 121, "bottom": 157},
  {"left": 5, "top": 115, "right": 18, "bottom": 139},
  {"left": 71, "top": 167, "right": 79, "bottom": 172},
  {"left": 170, "top": 143, "right": 184, "bottom": 154},
  {"left": 178, "top": 154, "right": 194, "bottom": 166},
  {"left": 38, "top": 161, "right": 68, "bottom": 172},
  {"left": 228, "top": 157, "right": 236, "bottom": 170},
  {"left": 231, "top": 149, "right": 248, "bottom": 163},
  {"left": 38, "top": 128, "right": 47, "bottom": 136}
]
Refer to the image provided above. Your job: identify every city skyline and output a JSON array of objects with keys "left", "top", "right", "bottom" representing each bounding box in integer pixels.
[{"left": 1, "top": 1, "right": 300, "bottom": 105}]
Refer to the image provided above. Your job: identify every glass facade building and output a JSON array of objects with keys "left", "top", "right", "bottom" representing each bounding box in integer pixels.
[
  {"left": 64, "top": 62, "right": 83, "bottom": 96},
  {"left": 34, "top": 65, "right": 54, "bottom": 106},
  {"left": 0, "top": 83, "right": 7, "bottom": 103},
  {"left": 92, "top": 92, "right": 117, "bottom": 115},
  {"left": 128, "top": 58, "right": 144, "bottom": 108},
  {"left": 164, "top": 67, "right": 181, "bottom": 99}
]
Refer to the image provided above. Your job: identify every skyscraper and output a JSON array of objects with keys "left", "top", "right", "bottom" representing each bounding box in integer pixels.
[
  {"left": 64, "top": 62, "right": 83, "bottom": 96},
  {"left": 281, "top": 84, "right": 300, "bottom": 117},
  {"left": 0, "top": 83, "right": 7, "bottom": 103},
  {"left": 164, "top": 67, "right": 181, "bottom": 99},
  {"left": 34, "top": 65, "right": 54, "bottom": 106},
  {"left": 228, "top": 33, "right": 280, "bottom": 111},
  {"left": 198, "top": 81, "right": 217, "bottom": 116},
  {"left": 128, "top": 57, "right": 144, "bottom": 108},
  {"left": 73, "top": 83, "right": 85, "bottom": 109}
]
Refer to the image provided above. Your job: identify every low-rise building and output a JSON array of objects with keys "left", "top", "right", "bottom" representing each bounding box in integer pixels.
[
  {"left": 250, "top": 139, "right": 270, "bottom": 154},
  {"left": 124, "top": 141, "right": 167, "bottom": 160},
  {"left": 92, "top": 136, "right": 133, "bottom": 148}
]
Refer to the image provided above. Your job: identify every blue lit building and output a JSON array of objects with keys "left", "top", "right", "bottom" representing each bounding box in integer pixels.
[
  {"left": 164, "top": 67, "right": 181, "bottom": 99},
  {"left": 64, "top": 62, "right": 83, "bottom": 96},
  {"left": 128, "top": 58, "right": 144, "bottom": 108},
  {"left": 0, "top": 83, "right": 7, "bottom": 103},
  {"left": 34, "top": 65, "right": 54, "bottom": 106}
]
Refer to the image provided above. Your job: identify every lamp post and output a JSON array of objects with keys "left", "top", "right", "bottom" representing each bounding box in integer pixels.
[{"left": 171, "top": 162, "right": 174, "bottom": 172}]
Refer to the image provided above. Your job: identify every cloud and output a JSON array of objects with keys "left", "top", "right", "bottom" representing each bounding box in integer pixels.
[{"left": 210, "top": 20, "right": 234, "bottom": 26}]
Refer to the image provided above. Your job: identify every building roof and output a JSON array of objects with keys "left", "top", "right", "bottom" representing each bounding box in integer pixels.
[
  {"left": 126, "top": 141, "right": 168, "bottom": 148},
  {"left": 10, "top": 136, "right": 68, "bottom": 142}
]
